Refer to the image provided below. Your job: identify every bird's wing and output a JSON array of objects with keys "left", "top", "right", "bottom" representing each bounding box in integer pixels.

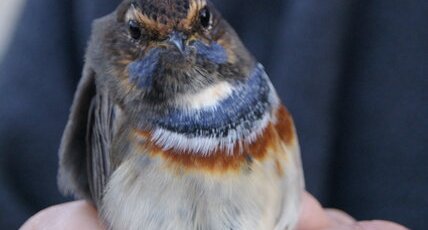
[
  {"left": 58, "top": 65, "right": 121, "bottom": 207},
  {"left": 85, "top": 89, "right": 119, "bottom": 207}
]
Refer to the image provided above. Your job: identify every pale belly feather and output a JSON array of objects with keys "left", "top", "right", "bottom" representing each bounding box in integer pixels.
[{"left": 101, "top": 147, "right": 300, "bottom": 230}]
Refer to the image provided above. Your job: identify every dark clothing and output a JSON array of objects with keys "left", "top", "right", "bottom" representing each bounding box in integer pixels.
[{"left": 1, "top": 0, "right": 427, "bottom": 229}]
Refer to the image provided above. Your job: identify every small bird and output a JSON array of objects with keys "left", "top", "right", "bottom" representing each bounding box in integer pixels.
[{"left": 58, "top": 0, "right": 304, "bottom": 229}]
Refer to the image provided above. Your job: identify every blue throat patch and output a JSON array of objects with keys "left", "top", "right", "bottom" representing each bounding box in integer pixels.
[
  {"left": 128, "top": 41, "right": 228, "bottom": 90},
  {"left": 192, "top": 41, "right": 228, "bottom": 64},
  {"left": 152, "top": 65, "right": 272, "bottom": 138},
  {"left": 128, "top": 48, "right": 161, "bottom": 90}
]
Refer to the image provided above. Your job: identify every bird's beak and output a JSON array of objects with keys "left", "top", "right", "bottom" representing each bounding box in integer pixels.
[{"left": 168, "top": 31, "right": 186, "bottom": 54}]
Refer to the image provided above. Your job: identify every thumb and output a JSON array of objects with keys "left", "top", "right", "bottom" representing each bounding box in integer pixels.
[
  {"left": 21, "top": 201, "right": 105, "bottom": 230},
  {"left": 297, "top": 192, "right": 333, "bottom": 230}
]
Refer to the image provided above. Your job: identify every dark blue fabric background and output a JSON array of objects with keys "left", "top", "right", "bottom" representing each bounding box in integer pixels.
[{"left": 0, "top": 0, "right": 427, "bottom": 229}]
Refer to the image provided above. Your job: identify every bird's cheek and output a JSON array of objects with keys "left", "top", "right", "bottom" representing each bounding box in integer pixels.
[
  {"left": 192, "top": 41, "right": 228, "bottom": 64},
  {"left": 127, "top": 49, "right": 161, "bottom": 90}
]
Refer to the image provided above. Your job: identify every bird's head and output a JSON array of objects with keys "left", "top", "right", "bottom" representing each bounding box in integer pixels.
[{"left": 88, "top": 0, "right": 255, "bottom": 114}]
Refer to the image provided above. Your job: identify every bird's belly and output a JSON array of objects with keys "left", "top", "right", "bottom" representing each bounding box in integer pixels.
[{"left": 101, "top": 154, "right": 286, "bottom": 230}]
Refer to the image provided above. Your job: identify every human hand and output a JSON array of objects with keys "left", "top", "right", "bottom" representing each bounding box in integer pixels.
[
  {"left": 20, "top": 201, "right": 104, "bottom": 230},
  {"left": 297, "top": 192, "right": 408, "bottom": 230},
  {"left": 21, "top": 192, "right": 408, "bottom": 230}
]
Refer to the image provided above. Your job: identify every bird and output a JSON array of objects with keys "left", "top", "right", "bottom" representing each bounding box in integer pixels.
[{"left": 58, "top": 0, "right": 304, "bottom": 229}]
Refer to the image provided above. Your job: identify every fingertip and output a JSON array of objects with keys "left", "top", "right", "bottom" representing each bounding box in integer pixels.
[
  {"left": 325, "top": 208, "right": 356, "bottom": 225},
  {"left": 20, "top": 201, "right": 104, "bottom": 230},
  {"left": 296, "top": 192, "right": 333, "bottom": 230},
  {"left": 356, "top": 220, "right": 409, "bottom": 230}
]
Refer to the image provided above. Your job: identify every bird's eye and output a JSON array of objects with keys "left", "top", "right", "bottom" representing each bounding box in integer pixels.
[
  {"left": 128, "top": 20, "right": 142, "bottom": 39},
  {"left": 199, "top": 7, "right": 211, "bottom": 29}
]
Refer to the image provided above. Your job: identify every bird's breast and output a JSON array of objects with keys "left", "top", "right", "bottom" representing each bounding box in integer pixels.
[
  {"left": 102, "top": 107, "right": 298, "bottom": 229},
  {"left": 129, "top": 64, "right": 296, "bottom": 174},
  {"left": 132, "top": 104, "right": 295, "bottom": 175},
  {"left": 100, "top": 63, "right": 302, "bottom": 229}
]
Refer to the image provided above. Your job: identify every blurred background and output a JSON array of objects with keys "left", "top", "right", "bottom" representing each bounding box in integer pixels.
[
  {"left": 0, "top": 0, "right": 427, "bottom": 229},
  {"left": 0, "top": 0, "right": 25, "bottom": 60}
]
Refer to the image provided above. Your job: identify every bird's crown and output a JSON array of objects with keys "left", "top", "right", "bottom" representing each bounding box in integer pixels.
[{"left": 129, "top": 0, "right": 207, "bottom": 34}]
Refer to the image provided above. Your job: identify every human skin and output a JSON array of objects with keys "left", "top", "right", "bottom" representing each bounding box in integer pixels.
[{"left": 21, "top": 192, "right": 408, "bottom": 230}]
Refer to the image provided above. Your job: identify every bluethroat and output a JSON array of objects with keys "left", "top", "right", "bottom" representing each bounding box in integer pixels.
[{"left": 58, "top": 0, "right": 304, "bottom": 229}]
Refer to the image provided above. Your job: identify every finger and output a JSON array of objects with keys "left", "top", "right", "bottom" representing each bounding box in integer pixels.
[
  {"left": 325, "top": 208, "right": 355, "bottom": 225},
  {"left": 355, "top": 220, "right": 409, "bottom": 230},
  {"left": 297, "top": 192, "right": 333, "bottom": 230},
  {"left": 20, "top": 201, "right": 105, "bottom": 230}
]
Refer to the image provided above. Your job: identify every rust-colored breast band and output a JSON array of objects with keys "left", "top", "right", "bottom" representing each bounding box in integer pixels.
[
  {"left": 135, "top": 123, "right": 279, "bottom": 173},
  {"left": 274, "top": 105, "right": 295, "bottom": 144}
]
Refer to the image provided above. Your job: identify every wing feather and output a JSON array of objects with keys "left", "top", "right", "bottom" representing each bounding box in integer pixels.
[
  {"left": 58, "top": 65, "right": 120, "bottom": 207},
  {"left": 86, "top": 92, "right": 115, "bottom": 207}
]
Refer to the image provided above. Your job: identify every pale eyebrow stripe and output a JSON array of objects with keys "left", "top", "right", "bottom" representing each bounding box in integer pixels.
[
  {"left": 181, "top": 0, "right": 207, "bottom": 29},
  {"left": 125, "top": 4, "right": 169, "bottom": 33}
]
